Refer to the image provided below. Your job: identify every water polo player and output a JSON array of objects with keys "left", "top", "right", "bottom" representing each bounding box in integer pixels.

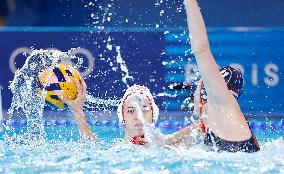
[
  {"left": 166, "top": 66, "right": 260, "bottom": 152},
  {"left": 56, "top": 75, "right": 162, "bottom": 146},
  {"left": 167, "top": 0, "right": 260, "bottom": 152},
  {"left": 116, "top": 85, "right": 160, "bottom": 145}
]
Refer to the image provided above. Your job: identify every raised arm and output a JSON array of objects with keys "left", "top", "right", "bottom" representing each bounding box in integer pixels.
[
  {"left": 56, "top": 70, "right": 98, "bottom": 142},
  {"left": 184, "top": 0, "right": 234, "bottom": 104}
]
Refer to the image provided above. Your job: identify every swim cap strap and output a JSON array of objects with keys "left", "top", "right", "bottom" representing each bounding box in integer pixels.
[{"left": 130, "top": 134, "right": 147, "bottom": 145}]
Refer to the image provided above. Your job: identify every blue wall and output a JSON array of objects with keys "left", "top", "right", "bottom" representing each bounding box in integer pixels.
[
  {"left": 0, "top": 27, "right": 283, "bottom": 118},
  {"left": 3, "top": 0, "right": 284, "bottom": 27}
]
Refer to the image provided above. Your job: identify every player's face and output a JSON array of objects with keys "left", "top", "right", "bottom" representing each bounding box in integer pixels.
[{"left": 123, "top": 96, "right": 153, "bottom": 136}]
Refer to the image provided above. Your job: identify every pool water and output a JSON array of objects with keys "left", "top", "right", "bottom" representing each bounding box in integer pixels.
[{"left": 0, "top": 123, "right": 283, "bottom": 174}]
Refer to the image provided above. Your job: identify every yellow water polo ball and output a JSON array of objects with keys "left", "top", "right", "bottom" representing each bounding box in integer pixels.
[{"left": 38, "top": 64, "right": 82, "bottom": 110}]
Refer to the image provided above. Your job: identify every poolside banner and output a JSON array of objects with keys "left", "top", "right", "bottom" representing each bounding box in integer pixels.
[{"left": 0, "top": 27, "right": 283, "bottom": 117}]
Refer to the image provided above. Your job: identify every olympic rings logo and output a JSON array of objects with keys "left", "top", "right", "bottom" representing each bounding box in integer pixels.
[{"left": 9, "top": 47, "right": 95, "bottom": 77}]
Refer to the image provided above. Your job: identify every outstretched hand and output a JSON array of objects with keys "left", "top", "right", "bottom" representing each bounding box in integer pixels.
[
  {"left": 54, "top": 66, "right": 98, "bottom": 142},
  {"left": 55, "top": 66, "right": 87, "bottom": 112}
]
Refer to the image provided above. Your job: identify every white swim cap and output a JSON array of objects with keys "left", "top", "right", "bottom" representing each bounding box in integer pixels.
[{"left": 117, "top": 84, "right": 159, "bottom": 123}]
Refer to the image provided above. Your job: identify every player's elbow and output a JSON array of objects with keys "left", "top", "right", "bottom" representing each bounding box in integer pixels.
[{"left": 190, "top": 40, "right": 210, "bottom": 56}]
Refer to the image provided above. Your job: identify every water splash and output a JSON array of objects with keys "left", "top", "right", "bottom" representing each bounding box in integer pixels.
[
  {"left": 84, "top": 93, "right": 120, "bottom": 113},
  {"left": 83, "top": 40, "right": 133, "bottom": 111},
  {"left": 131, "top": 94, "right": 165, "bottom": 148},
  {"left": 115, "top": 46, "right": 134, "bottom": 87},
  {"left": 4, "top": 49, "right": 71, "bottom": 142},
  {"left": 87, "top": 1, "right": 115, "bottom": 31}
]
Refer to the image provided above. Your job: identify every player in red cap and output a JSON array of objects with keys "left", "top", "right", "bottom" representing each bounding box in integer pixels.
[{"left": 57, "top": 81, "right": 161, "bottom": 146}]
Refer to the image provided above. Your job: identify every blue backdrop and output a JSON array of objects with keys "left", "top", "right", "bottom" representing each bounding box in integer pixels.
[
  {"left": 0, "top": 27, "right": 283, "bottom": 118},
  {"left": 4, "top": 0, "right": 284, "bottom": 27}
]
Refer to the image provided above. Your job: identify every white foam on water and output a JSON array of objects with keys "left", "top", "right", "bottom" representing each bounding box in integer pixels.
[{"left": 1, "top": 136, "right": 283, "bottom": 173}]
